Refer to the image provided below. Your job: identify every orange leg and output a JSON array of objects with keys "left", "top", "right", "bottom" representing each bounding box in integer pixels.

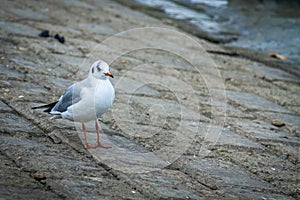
[
  {"left": 95, "top": 120, "right": 111, "bottom": 148},
  {"left": 82, "top": 123, "right": 95, "bottom": 148}
]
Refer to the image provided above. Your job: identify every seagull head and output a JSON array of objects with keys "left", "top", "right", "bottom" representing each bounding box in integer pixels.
[{"left": 90, "top": 60, "right": 114, "bottom": 80}]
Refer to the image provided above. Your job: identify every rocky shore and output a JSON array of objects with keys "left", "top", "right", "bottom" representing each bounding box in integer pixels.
[{"left": 0, "top": 0, "right": 299, "bottom": 199}]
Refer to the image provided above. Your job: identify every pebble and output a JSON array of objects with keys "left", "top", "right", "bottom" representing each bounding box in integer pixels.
[
  {"left": 268, "top": 52, "right": 287, "bottom": 60},
  {"left": 271, "top": 120, "right": 285, "bottom": 127},
  {"left": 54, "top": 33, "right": 65, "bottom": 43},
  {"left": 131, "top": 189, "right": 136, "bottom": 194},
  {"left": 48, "top": 130, "right": 62, "bottom": 144},
  {"left": 18, "top": 47, "right": 27, "bottom": 51},
  {"left": 39, "top": 30, "right": 50, "bottom": 37},
  {"left": 32, "top": 172, "right": 46, "bottom": 180},
  {"left": 270, "top": 167, "right": 276, "bottom": 171}
]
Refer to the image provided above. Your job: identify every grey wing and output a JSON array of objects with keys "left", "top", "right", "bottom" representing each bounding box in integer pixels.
[{"left": 51, "top": 83, "right": 82, "bottom": 113}]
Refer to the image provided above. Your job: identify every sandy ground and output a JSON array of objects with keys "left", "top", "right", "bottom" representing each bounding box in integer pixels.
[{"left": 0, "top": 0, "right": 299, "bottom": 199}]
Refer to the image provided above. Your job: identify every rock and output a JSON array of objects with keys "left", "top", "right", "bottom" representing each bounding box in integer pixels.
[
  {"left": 48, "top": 130, "right": 63, "bottom": 144},
  {"left": 271, "top": 119, "right": 285, "bottom": 127},
  {"left": 39, "top": 30, "right": 50, "bottom": 37},
  {"left": 32, "top": 172, "right": 46, "bottom": 181},
  {"left": 268, "top": 52, "right": 287, "bottom": 60},
  {"left": 54, "top": 34, "right": 65, "bottom": 43}
]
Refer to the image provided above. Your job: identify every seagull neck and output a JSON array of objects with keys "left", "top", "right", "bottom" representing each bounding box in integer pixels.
[
  {"left": 100, "top": 77, "right": 109, "bottom": 81},
  {"left": 88, "top": 75, "right": 109, "bottom": 84}
]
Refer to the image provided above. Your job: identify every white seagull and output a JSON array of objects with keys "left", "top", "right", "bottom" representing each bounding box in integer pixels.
[{"left": 33, "top": 60, "right": 115, "bottom": 148}]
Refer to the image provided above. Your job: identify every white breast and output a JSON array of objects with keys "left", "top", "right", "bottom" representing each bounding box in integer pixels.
[
  {"left": 94, "top": 79, "right": 115, "bottom": 118},
  {"left": 62, "top": 79, "right": 115, "bottom": 123}
]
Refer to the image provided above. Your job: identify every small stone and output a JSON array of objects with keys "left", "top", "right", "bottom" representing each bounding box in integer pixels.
[
  {"left": 39, "top": 179, "right": 47, "bottom": 184},
  {"left": 271, "top": 120, "right": 285, "bottom": 127},
  {"left": 16, "top": 77, "right": 24, "bottom": 81},
  {"left": 268, "top": 52, "right": 287, "bottom": 60},
  {"left": 54, "top": 34, "right": 65, "bottom": 43},
  {"left": 131, "top": 190, "right": 136, "bottom": 194},
  {"left": 32, "top": 172, "right": 46, "bottom": 180},
  {"left": 270, "top": 167, "right": 276, "bottom": 171},
  {"left": 18, "top": 47, "right": 27, "bottom": 51},
  {"left": 48, "top": 130, "right": 62, "bottom": 144},
  {"left": 210, "top": 185, "right": 218, "bottom": 190},
  {"left": 101, "top": 171, "right": 110, "bottom": 177},
  {"left": 39, "top": 30, "right": 50, "bottom": 37},
  {"left": 86, "top": 154, "right": 93, "bottom": 159}
]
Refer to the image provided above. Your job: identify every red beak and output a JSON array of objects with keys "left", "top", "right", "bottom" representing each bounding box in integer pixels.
[{"left": 105, "top": 72, "right": 114, "bottom": 78}]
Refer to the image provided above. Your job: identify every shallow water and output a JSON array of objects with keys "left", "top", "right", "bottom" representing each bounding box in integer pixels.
[{"left": 131, "top": 0, "right": 300, "bottom": 70}]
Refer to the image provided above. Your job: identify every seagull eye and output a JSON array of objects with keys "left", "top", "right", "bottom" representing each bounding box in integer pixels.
[{"left": 96, "top": 65, "right": 101, "bottom": 71}]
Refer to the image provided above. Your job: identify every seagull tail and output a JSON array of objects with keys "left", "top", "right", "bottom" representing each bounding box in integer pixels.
[{"left": 32, "top": 101, "right": 58, "bottom": 113}]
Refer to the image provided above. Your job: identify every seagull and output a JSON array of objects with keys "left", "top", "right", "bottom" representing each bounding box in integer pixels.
[{"left": 33, "top": 60, "right": 115, "bottom": 148}]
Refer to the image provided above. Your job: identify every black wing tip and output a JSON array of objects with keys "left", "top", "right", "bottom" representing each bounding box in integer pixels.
[
  {"left": 43, "top": 106, "right": 55, "bottom": 113},
  {"left": 32, "top": 101, "right": 58, "bottom": 113}
]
